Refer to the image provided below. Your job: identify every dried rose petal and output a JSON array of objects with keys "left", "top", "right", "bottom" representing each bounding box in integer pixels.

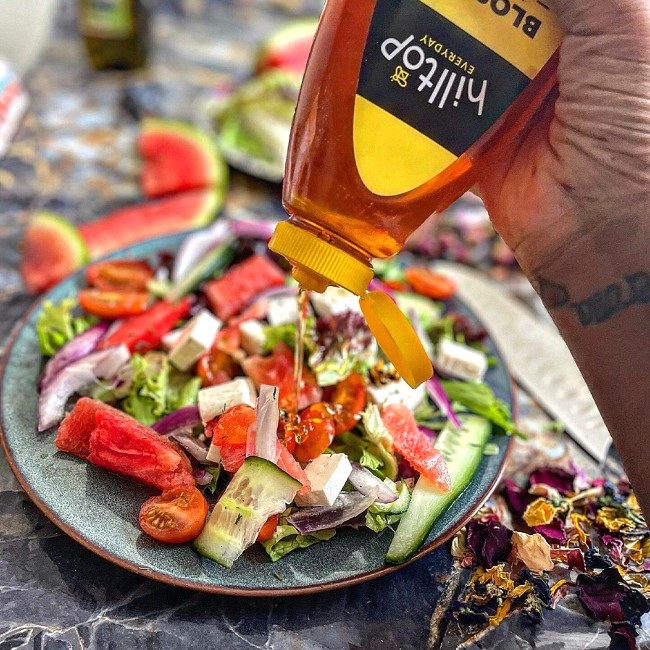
[
  {"left": 529, "top": 466, "right": 576, "bottom": 496},
  {"left": 567, "top": 548, "right": 587, "bottom": 572},
  {"left": 510, "top": 532, "right": 554, "bottom": 573},
  {"left": 576, "top": 568, "right": 650, "bottom": 624},
  {"left": 501, "top": 479, "right": 533, "bottom": 519},
  {"left": 466, "top": 519, "right": 512, "bottom": 569},
  {"left": 533, "top": 519, "right": 568, "bottom": 545},
  {"left": 608, "top": 622, "right": 638, "bottom": 650},
  {"left": 585, "top": 547, "right": 614, "bottom": 570},
  {"left": 523, "top": 498, "right": 558, "bottom": 528},
  {"left": 603, "top": 535, "right": 627, "bottom": 566}
]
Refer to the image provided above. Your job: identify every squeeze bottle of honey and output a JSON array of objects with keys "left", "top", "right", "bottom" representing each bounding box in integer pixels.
[{"left": 269, "top": 0, "right": 562, "bottom": 387}]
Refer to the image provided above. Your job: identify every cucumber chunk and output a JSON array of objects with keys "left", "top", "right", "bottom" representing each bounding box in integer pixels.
[
  {"left": 385, "top": 415, "right": 492, "bottom": 565},
  {"left": 194, "top": 456, "right": 300, "bottom": 568}
]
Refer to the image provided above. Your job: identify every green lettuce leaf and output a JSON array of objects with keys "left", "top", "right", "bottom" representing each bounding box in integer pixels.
[
  {"left": 441, "top": 380, "right": 526, "bottom": 439},
  {"left": 36, "top": 298, "right": 94, "bottom": 357},
  {"left": 202, "top": 466, "right": 221, "bottom": 495},
  {"left": 365, "top": 511, "right": 403, "bottom": 534},
  {"left": 97, "top": 352, "right": 201, "bottom": 426},
  {"left": 262, "top": 318, "right": 315, "bottom": 355},
  {"left": 261, "top": 525, "right": 336, "bottom": 562}
]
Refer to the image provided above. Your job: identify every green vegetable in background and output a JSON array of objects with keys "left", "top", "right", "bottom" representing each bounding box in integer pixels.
[
  {"left": 262, "top": 524, "right": 336, "bottom": 562},
  {"left": 441, "top": 380, "right": 526, "bottom": 439},
  {"left": 36, "top": 298, "right": 94, "bottom": 357},
  {"left": 95, "top": 351, "right": 201, "bottom": 426}
]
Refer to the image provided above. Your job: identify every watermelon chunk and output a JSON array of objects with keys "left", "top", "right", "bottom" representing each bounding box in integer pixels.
[
  {"left": 20, "top": 212, "right": 89, "bottom": 294},
  {"left": 220, "top": 443, "right": 247, "bottom": 473},
  {"left": 382, "top": 403, "right": 451, "bottom": 493},
  {"left": 255, "top": 19, "right": 319, "bottom": 77},
  {"left": 138, "top": 118, "right": 228, "bottom": 199},
  {"left": 79, "top": 189, "right": 222, "bottom": 259},
  {"left": 87, "top": 406, "right": 194, "bottom": 491},
  {"left": 204, "top": 254, "right": 285, "bottom": 321},
  {"left": 55, "top": 397, "right": 118, "bottom": 460}
]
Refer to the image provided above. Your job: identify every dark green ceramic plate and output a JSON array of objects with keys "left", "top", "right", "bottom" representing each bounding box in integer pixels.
[{"left": 0, "top": 232, "right": 514, "bottom": 596}]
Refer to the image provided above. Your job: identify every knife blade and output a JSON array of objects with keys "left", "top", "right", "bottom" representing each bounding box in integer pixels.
[{"left": 433, "top": 261, "right": 612, "bottom": 463}]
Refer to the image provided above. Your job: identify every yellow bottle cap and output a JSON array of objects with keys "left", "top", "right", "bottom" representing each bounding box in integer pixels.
[
  {"left": 269, "top": 221, "right": 373, "bottom": 294},
  {"left": 360, "top": 291, "right": 433, "bottom": 388},
  {"left": 269, "top": 221, "right": 433, "bottom": 388}
]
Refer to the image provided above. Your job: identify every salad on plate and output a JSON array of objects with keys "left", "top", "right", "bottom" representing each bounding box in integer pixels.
[{"left": 33, "top": 221, "right": 520, "bottom": 569}]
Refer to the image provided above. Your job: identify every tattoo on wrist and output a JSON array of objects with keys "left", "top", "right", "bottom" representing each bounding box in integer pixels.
[{"left": 537, "top": 272, "right": 650, "bottom": 326}]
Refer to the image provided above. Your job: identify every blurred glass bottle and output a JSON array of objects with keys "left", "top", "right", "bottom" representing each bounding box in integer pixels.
[{"left": 79, "top": 0, "right": 150, "bottom": 70}]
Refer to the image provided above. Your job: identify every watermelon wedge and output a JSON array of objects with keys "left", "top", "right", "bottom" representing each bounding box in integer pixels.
[
  {"left": 79, "top": 189, "right": 222, "bottom": 259},
  {"left": 255, "top": 19, "right": 319, "bottom": 77},
  {"left": 20, "top": 212, "right": 89, "bottom": 294},
  {"left": 138, "top": 119, "right": 228, "bottom": 199}
]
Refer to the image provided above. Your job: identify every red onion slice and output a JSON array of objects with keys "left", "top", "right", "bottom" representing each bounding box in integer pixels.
[{"left": 348, "top": 463, "right": 398, "bottom": 504}]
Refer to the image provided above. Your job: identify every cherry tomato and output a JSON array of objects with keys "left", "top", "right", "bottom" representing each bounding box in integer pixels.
[
  {"left": 383, "top": 279, "right": 409, "bottom": 292},
  {"left": 278, "top": 418, "right": 297, "bottom": 454},
  {"left": 293, "top": 403, "right": 337, "bottom": 462},
  {"left": 242, "top": 343, "right": 322, "bottom": 412},
  {"left": 257, "top": 514, "right": 280, "bottom": 542},
  {"left": 214, "top": 326, "right": 241, "bottom": 355},
  {"left": 404, "top": 268, "right": 456, "bottom": 300},
  {"left": 138, "top": 486, "right": 209, "bottom": 544},
  {"left": 197, "top": 347, "right": 237, "bottom": 387},
  {"left": 78, "top": 288, "right": 149, "bottom": 319},
  {"left": 331, "top": 372, "right": 367, "bottom": 435},
  {"left": 86, "top": 260, "right": 154, "bottom": 291},
  {"left": 206, "top": 404, "right": 256, "bottom": 443}
]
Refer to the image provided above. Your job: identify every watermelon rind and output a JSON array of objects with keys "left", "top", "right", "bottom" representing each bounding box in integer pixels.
[
  {"left": 255, "top": 18, "right": 319, "bottom": 73},
  {"left": 139, "top": 118, "right": 229, "bottom": 200},
  {"left": 20, "top": 211, "right": 89, "bottom": 293}
]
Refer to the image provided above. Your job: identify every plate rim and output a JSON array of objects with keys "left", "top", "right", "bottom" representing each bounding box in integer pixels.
[{"left": 0, "top": 232, "right": 516, "bottom": 597}]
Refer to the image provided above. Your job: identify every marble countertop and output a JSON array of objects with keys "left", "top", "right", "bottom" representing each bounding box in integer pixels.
[{"left": 0, "top": 1, "right": 627, "bottom": 648}]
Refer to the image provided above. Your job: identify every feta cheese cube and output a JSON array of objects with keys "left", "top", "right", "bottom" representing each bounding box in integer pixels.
[
  {"left": 239, "top": 319, "right": 266, "bottom": 355},
  {"left": 435, "top": 339, "right": 488, "bottom": 383},
  {"left": 161, "top": 327, "right": 184, "bottom": 351},
  {"left": 267, "top": 295, "right": 300, "bottom": 326},
  {"left": 198, "top": 377, "right": 257, "bottom": 423},
  {"left": 310, "top": 286, "right": 361, "bottom": 318},
  {"left": 294, "top": 453, "right": 353, "bottom": 507},
  {"left": 169, "top": 310, "right": 222, "bottom": 371},
  {"left": 367, "top": 378, "right": 426, "bottom": 412},
  {"left": 205, "top": 443, "right": 222, "bottom": 464}
]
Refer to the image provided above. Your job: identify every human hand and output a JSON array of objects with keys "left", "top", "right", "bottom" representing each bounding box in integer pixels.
[{"left": 476, "top": 0, "right": 650, "bottom": 280}]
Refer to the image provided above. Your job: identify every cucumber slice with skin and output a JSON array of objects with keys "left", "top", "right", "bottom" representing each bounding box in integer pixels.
[
  {"left": 194, "top": 457, "right": 300, "bottom": 568},
  {"left": 386, "top": 415, "right": 492, "bottom": 565}
]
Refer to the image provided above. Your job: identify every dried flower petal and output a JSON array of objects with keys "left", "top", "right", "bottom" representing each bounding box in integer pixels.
[
  {"left": 488, "top": 599, "right": 512, "bottom": 627},
  {"left": 501, "top": 479, "right": 533, "bottom": 519},
  {"left": 603, "top": 535, "right": 627, "bottom": 566},
  {"left": 597, "top": 507, "right": 636, "bottom": 533},
  {"left": 550, "top": 579, "right": 572, "bottom": 608},
  {"left": 576, "top": 568, "right": 650, "bottom": 624},
  {"left": 608, "top": 622, "right": 638, "bottom": 650},
  {"left": 529, "top": 466, "right": 576, "bottom": 496},
  {"left": 510, "top": 532, "right": 554, "bottom": 573},
  {"left": 533, "top": 519, "right": 568, "bottom": 545},
  {"left": 569, "top": 460, "right": 592, "bottom": 493},
  {"left": 585, "top": 547, "right": 614, "bottom": 570},
  {"left": 567, "top": 548, "right": 587, "bottom": 572},
  {"left": 570, "top": 513, "right": 591, "bottom": 548},
  {"left": 523, "top": 498, "right": 558, "bottom": 527},
  {"left": 466, "top": 519, "right": 512, "bottom": 569},
  {"left": 451, "top": 529, "right": 471, "bottom": 560}
]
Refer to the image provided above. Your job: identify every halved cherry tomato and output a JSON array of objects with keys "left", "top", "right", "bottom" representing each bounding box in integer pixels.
[
  {"left": 138, "top": 486, "right": 208, "bottom": 544},
  {"left": 404, "top": 268, "right": 456, "bottom": 300},
  {"left": 87, "top": 260, "right": 154, "bottom": 291},
  {"left": 98, "top": 297, "right": 193, "bottom": 353},
  {"left": 242, "top": 343, "right": 322, "bottom": 412},
  {"left": 293, "top": 402, "right": 337, "bottom": 462},
  {"left": 278, "top": 418, "right": 297, "bottom": 454},
  {"left": 331, "top": 372, "right": 367, "bottom": 435},
  {"left": 78, "top": 288, "right": 149, "bottom": 319},
  {"left": 206, "top": 404, "right": 256, "bottom": 443},
  {"left": 213, "top": 326, "right": 241, "bottom": 356},
  {"left": 257, "top": 514, "right": 280, "bottom": 542},
  {"left": 383, "top": 279, "right": 409, "bottom": 292},
  {"left": 197, "top": 347, "right": 237, "bottom": 387}
]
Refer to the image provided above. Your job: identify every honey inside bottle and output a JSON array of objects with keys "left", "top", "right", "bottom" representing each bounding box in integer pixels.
[
  {"left": 271, "top": 0, "right": 562, "bottom": 387},
  {"left": 281, "top": 0, "right": 561, "bottom": 261}
]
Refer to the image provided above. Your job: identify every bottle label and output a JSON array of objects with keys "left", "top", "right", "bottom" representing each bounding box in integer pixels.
[
  {"left": 81, "top": 0, "right": 133, "bottom": 39},
  {"left": 353, "top": 0, "right": 562, "bottom": 196}
]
